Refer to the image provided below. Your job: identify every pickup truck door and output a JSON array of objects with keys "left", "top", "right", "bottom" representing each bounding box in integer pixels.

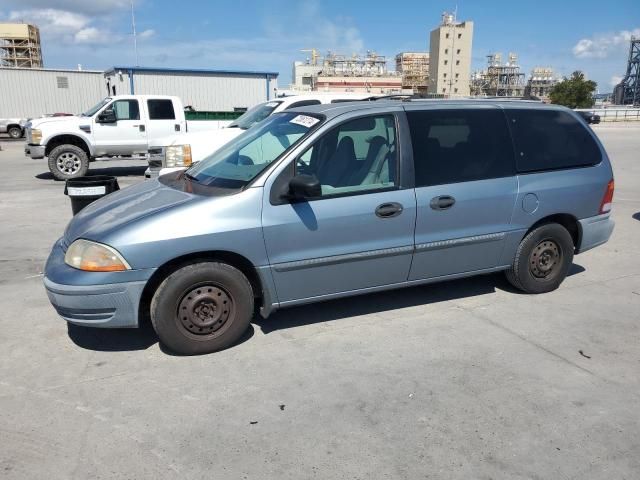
[
  {"left": 144, "top": 98, "right": 186, "bottom": 144},
  {"left": 92, "top": 99, "right": 147, "bottom": 156}
]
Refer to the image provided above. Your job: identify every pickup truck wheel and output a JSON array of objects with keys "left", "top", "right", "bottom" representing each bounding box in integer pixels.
[
  {"left": 505, "top": 223, "right": 574, "bottom": 294},
  {"left": 48, "top": 145, "right": 89, "bottom": 181},
  {"left": 8, "top": 126, "right": 22, "bottom": 139},
  {"left": 151, "top": 262, "right": 254, "bottom": 355}
]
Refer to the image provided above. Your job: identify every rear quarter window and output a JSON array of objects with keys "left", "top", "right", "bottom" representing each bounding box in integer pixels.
[{"left": 506, "top": 109, "right": 601, "bottom": 173}]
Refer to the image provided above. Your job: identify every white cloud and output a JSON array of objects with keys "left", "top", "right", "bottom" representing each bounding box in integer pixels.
[
  {"left": 138, "top": 29, "right": 155, "bottom": 39},
  {"left": 1, "top": 0, "right": 368, "bottom": 82},
  {"left": 9, "top": 9, "right": 90, "bottom": 34},
  {"left": 573, "top": 28, "right": 640, "bottom": 58},
  {"left": 74, "top": 27, "right": 113, "bottom": 44},
  {"left": 610, "top": 75, "right": 623, "bottom": 87},
  {"left": 6, "top": 7, "right": 124, "bottom": 46},
  {"left": 10, "top": 0, "right": 129, "bottom": 16}
]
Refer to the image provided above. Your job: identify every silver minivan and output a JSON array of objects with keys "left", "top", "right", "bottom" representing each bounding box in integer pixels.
[{"left": 44, "top": 100, "right": 615, "bottom": 354}]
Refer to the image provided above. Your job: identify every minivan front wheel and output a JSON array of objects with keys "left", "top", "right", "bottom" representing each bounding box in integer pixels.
[
  {"left": 151, "top": 262, "right": 254, "bottom": 355},
  {"left": 505, "top": 223, "right": 574, "bottom": 294}
]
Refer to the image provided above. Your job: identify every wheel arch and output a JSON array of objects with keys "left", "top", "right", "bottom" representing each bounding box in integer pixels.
[
  {"left": 138, "top": 250, "right": 266, "bottom": 326},
  {"left": 45, "top": 134, "right": 91, "bottom": 158},
  {"left": 6, "top": 123, "right": 22, "bottom": 132},
  {"left": 523, "top": 213, "right": 581, "bottom": 249}
]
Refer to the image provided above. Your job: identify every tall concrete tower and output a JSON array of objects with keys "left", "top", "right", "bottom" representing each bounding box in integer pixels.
[
  {"left": 0, "top": 23, "right": 43, "bottom": 68},
  {"left": 428, "top": 12, "right": 473, "bottom": 96}
]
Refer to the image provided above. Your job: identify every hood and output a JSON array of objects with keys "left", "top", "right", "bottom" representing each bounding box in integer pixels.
[
  {"left": 29, "top": 115, "right": 83, "bottom": 129},
  {"left": 63, "top": 176, "right": 196, "bottom": 244}
]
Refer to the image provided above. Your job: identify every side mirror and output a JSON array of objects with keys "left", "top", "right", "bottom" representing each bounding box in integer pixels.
[
  {"left": 288, "top": 174, "right": 321, "bottom": 200},
  {"left": 97, "top": 110, "right": 117, "bottom": 123}
]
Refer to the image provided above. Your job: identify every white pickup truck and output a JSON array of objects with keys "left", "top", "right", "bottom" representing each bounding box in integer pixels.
[
  {"left": 146, "top": 93, "right": 374, "bottom": 178},
  {"left": 24, "top": 95, "right": 231, "bottom": 180}
]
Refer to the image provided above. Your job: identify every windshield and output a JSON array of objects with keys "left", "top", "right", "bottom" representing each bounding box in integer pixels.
[
  {"left": 228, "top": 101, "right": 282, "bottom": 129},
  {"left": 81, "top": 98, "right": 111, "bottom": 117},
  {"left": 185, "top": 112, "right": 322, "bottom": 188}
]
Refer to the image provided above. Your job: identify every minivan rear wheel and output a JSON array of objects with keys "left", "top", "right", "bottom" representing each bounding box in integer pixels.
[
  {"left": 151, "top": 262, "right": 254, "bottom": 355},
  {"left": 505, "top": 223, "right": 574, "bottom": 294}
]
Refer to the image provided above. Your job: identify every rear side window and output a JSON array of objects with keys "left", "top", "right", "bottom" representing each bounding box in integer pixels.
[
  {"left": 285, "top": 99, "right": 321, "bottom": 109},
  {"left": 407, "top": 109, "right": 515, "bottom": 187},
  {"left": 147, "top": 99, "right": 176, "bottom": 120},
  {"left": 506, "top": 109, "right": 601, "bottom": 173}
]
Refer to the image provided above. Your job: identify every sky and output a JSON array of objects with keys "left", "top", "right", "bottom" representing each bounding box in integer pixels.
[{"left": 1, "top": 0, "right": 638, "bottom": 92}]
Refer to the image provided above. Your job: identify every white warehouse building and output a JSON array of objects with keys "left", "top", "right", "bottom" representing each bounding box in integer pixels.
[
  {"left": 0, "top": 66, "right": 279, "bottom": 118},
  {"left": 0, "top": 67, "right": 104, "bottom": 118},
  {"left": 104, "top": 66, "right": 279, "bottom": 112}
]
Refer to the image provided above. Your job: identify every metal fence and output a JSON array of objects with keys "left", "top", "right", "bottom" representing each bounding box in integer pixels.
[{"left": 575, "top": 108, "right": 640, "bottom": 122}]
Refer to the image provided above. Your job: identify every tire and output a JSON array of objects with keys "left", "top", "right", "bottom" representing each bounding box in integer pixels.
[
  {"left": 8, "top": 126, "right": 22, "bottom": 139},
  {"left": 48, "top": 144, "right": 89, "bottom": 181},
  {"left": 151, "top": 262, "right": 254, "bottom": 355},
  {"left": 505, "top": 223, "right": 574, "bottom": 294}
]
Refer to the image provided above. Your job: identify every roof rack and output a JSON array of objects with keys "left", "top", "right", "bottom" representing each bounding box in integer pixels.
[{"left": 359, "top": 94, "right": 545, "bottom": 103}]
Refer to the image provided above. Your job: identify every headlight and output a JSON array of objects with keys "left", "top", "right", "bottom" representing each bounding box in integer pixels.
[
  {"left": 31, "top": 128, "right": 42, "bottom": 144},
  {"left": 165, "top": 144, "right": 192, "bottom": 168},
  {"left": 64, "top": 239, "right": 131, "bottom": 272}
]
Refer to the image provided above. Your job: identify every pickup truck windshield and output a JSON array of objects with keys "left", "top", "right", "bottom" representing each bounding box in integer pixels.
[
  {"left": 81, "top": 98, "right": 111, "bottom": 117},
  {"left": 228, "top": 101, "right": 283, "bottom": 129},
  {"left": 185, "top": 112, "right": 321, "bottom": 188}
]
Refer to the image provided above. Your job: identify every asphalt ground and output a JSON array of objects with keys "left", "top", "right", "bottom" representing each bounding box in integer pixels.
[{"left": 0, "top": 125, "right": 639, "bottom": 479}]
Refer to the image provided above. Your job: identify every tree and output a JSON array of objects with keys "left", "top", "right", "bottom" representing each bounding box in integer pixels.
[{"left": 549, "top": 71, "right": 597, "bottom": 108}]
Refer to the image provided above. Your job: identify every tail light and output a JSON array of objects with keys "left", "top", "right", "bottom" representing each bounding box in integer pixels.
[{"left": 599, "top": 179, "right": 614, "bottom": 214}]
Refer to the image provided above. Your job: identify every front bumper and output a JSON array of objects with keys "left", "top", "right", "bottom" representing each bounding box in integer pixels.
[
  {"left": 44, "top": 277, "right": 146, "bottom": 328},
  {"left": 25, "top": 144, "right": 45, "bottom": 159},
  {"left": 577, "top": 213, "right": 615, "bottom": 253},
  {"left": 43, "top": 238, "right": 155, "bottom": 328}
]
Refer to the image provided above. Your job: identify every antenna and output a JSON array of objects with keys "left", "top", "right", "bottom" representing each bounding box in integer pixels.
[{"left": 131, "top": 0, "right": 139, "bottom": 66}]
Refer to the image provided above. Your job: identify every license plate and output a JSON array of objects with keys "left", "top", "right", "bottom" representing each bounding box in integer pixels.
[{"left": 67, "top": 186, "right": 106, "bottom": 196}]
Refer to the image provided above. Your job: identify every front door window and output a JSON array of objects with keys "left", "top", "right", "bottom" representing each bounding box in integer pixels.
[{"left": 295, "top": 114, "right": 398, "bottom": 197}]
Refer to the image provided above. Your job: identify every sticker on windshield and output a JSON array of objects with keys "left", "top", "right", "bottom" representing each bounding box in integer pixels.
[
  {"left": 290, "top": 115, "right": 320, "bottom": 128},
  {"left": 265, "top": 102, "right": 280, "bottom": 108}
]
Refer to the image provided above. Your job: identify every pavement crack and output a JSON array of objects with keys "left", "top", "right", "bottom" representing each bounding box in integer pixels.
[{"left": 455, "top": 304, "right": 599, "bottom": 378}]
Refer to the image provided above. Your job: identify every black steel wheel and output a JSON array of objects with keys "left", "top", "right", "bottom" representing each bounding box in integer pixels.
[
  {"left": 151, "top": 262, "right": 253, "bottom": 355},
  {"left": 528, "top": 238, "right": 563, "bottom": 280},
  {"left": 177, "top": 284, "right": 234, "bottom": 338},
  {"left": 505, "top": 223, "right": 574, "bottom": 294}
]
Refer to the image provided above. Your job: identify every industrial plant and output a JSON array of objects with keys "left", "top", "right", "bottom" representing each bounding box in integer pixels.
[
  {"left": 395, "top": 52, "right": 430, "bottom": 93},
  {"left": 0, "top": 23, "right": 42, "bottom": 68},
  {"left": 471, "top": 53, "right": 527, "bottom": 98},
  {"left": 613, "top": 37, "right": 640, "bottom": 106},
  {"left": 292, "top": 49, "right": 403, "bottom": 93}
]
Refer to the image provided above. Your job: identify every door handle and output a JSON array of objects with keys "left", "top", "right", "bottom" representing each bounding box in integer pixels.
[
  {"left": 375, "top": 202, "right": 403, "bottom": 218},
  {"left": 175, "top": 124, "right": 181, "bottom": 132},
  {"left": 430, "top": 195, "right": 456, "bottom": 210}
]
